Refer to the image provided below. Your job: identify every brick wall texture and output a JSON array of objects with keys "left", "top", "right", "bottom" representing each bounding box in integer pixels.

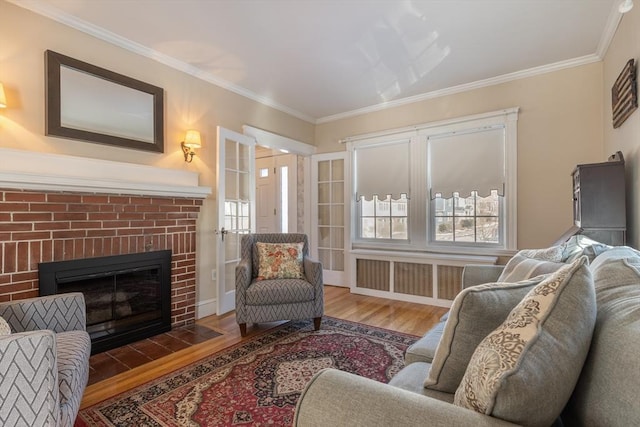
[{"left": 0, "top": 189, "right": 202, "bottom": 327}]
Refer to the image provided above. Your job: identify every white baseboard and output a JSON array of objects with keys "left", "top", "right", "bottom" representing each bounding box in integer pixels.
[{"left": 196, "top": 298, "right": 217, "bottom": 319}]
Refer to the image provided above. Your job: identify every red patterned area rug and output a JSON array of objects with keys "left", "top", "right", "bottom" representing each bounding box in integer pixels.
[{"left": 76, "top": 317, "right": 417, "bottom": 427}]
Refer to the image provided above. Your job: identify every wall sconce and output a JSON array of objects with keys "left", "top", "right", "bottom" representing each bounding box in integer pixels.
[
  {"left": 181, "top": 129, "right": 201, "bottom": 163},
  {"left": 620, "top": 0, "right": 634, "bottom": 13},
  {"left": 0, "top": 83, "right": 6, "bottom": 108}
]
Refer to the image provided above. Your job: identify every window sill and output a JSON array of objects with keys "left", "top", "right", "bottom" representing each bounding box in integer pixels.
[
  {"left": 351, "top": 243, "right": 516, "bottom": 259},
  {"left": 350, "top": 247, "right": 500, "bottom": 264}
]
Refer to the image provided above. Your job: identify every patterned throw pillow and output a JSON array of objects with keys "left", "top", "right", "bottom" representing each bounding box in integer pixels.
[
  {"left": 453, "top": 257, "right": 596, "bottom": 427},
  {"left": 518, "top": 245, "right": 563, "bottom": 262},
  {"left": 256, "top": 242, "right": 304, "bottom": 281},
  {"left": 497, "top": 252, "right": 565, "bottom": 283},
  {"left": 561, "top": 235, "right": 611, "bottom": 263},
  {"left": 0, "top": 316, "right": 11, "bottom": 335},
  {"left": 424, "top": 276, "right": 546, "bottom": 393}
]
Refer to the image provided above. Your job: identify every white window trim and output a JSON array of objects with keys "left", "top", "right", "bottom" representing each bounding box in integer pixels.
[{"left": 346, "top": 107, "right": 518, "bottom": 254}]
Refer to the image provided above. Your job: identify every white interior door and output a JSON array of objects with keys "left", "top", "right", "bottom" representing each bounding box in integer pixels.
[
  {"left": 311, "top": 152, "right": 348, "bottom": 287},
  {"left": 256, "top": 157, "right": 277, "bottom": 233},
  {"left": 216, "top": 127, "right": 255, "bottom": 315}
]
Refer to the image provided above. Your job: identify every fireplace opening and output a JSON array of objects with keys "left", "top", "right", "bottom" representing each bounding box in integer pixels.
[{"left": 39, "top": 250, "right": 172, "bottom": 354}]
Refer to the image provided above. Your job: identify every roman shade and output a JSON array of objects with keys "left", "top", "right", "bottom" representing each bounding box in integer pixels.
[
  {"left": 355, "top": 139, "right": 410, "bottom": 201},
  {"left": 429, "top": 127, "right": 505, "bottom": 199}
]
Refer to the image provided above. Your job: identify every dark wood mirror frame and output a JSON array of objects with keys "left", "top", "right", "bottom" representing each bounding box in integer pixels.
[{"left": 45, "top": 50, "right": 164, "bottom": 153}]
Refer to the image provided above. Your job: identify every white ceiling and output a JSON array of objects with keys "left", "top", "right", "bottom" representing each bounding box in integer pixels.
[{"left": 16, "top": 0, "right": 621, "bottom": 123}]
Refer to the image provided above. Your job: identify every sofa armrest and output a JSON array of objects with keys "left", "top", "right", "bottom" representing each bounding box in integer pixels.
[
  {"left": 235, "top": 260, "right": 252, "bottom": 293},
  {"left": 461, "top": 265, "right": 505, "bottom": 289},
  {"left": 0, "top": 331, "right": 60, "bottom": 426},
  {"left": 303, "top": 256, "right": 324, "bottom": 317},
  {"left": 0, "top": 292, "right": 86, "bottom": 333},
  {"left": 303, "top": 256, "right": 323, "bottom": 288},
  {"left": 235, "top": 260, "right": 252, "bottom": 324},
  {"left": 295, "top": 369, "right": 520, "bottom": 427}
]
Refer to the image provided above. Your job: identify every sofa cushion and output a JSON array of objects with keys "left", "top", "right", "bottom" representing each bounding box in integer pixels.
[
  {"left": 56, "top": 330, "right": 91, "bottom": 425},
  {"left": 405, "top": 320, "right": 445, "bottom": 365},
  {"left": 246, "top": 279, "right": 315, "bottom": 305},
  {"left": 424, "top": 276, "right": 545, "bottom": 392},
  {"left": 562, "top": 247, "right": 640, "bottom": 426},
  {"left": 497, "top": 252, "right": 565, "bottom": 282},
  {"left": 256, "top": 242, "right": 304, "bottom": 281},
  {"left": 389, "top": 362, "right": 455, "bottom": 404},
  {"left": 453, "top": 257, "right": 596, "bottom": 427}
]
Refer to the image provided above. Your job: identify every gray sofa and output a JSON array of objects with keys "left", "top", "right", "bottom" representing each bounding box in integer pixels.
[
  {"left": 295, "top": 247, "right": 640, "bottom": 426},
  {"left": 0, "top": 292, "right": 91, "bottom": 427}
]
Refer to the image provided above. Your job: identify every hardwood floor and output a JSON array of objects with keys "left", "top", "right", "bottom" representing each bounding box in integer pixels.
[{"left": 80, "top": 285, "right": 448, "bottom": 409}]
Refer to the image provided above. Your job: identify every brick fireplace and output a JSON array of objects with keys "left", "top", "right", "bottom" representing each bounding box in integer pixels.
[{"left": 0, "top": 189, "right": 203, "bottom": 327}]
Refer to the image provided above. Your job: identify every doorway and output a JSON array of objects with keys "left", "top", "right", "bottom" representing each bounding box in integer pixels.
[
  {"left": 243, "top": 125, "right": 316, "bottom": 240},
  {"left": 255, "top": 146, "right": 298, "bottom": 234}
]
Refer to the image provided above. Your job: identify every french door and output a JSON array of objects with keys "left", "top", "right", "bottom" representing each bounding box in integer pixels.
[{"left": 215, "top": 127, "right": 255, "bottom": 315}]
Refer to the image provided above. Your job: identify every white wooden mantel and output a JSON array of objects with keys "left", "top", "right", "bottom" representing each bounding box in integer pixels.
[{"left": 0, "top": 147, "right": 211, "bottom": 198}]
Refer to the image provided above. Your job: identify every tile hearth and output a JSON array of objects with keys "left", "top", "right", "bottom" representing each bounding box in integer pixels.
[{"left": 88, "top": 324, "right": 222, "bottom": 385}]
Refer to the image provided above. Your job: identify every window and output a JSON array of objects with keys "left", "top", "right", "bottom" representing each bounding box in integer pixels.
[
  {"left": 428, "top": 125, "right": 505, "bottom": 246},
  {"left": 348, "top": 108, "right": 518, "bottom": 251},
  {"left": 280, "top": 166, "right": 288, "bottom": 232},
  {"left": 433, "top": 191, "right": 501, "bottom": 243},
  {"left": 359, "top": 194, "right": 408, "bottom": 239},
  {"left": 354, "top": 138, "right": 411, "bottom": 242}
]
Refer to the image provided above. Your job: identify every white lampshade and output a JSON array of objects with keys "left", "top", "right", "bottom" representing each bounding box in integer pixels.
[
  {"left": 183, "top": 129, "right": 202, "bottom": 148},
  {"left": 0, "top": 83, "right": 6, "bottom": 108}
]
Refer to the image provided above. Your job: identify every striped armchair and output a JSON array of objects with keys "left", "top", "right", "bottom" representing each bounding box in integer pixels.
[
  {"left": 0, "top": 292, "right": 91, "bottom": 427},
  {"left": 235, "top": 233, "right": 324, "bottom": 336}
]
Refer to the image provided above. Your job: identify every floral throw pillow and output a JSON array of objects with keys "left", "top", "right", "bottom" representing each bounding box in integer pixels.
[{"left": 256, "top": 242, "right": 304, "bottom": 281}]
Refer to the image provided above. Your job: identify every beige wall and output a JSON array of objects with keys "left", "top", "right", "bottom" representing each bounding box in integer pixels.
[
  {"left": 0, "top": 2, "right": 315, "bottom": 306},
  {"left": 1, "top": 1, "right": 617, "bottom": 304},
  {"left": 316, "top": 64, "right": 604, "bottom": 249},
  {"left": 603, "top": 8, "right": 640, "bottom": 247}
]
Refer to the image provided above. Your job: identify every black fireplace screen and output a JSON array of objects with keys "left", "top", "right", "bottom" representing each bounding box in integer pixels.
[{"left": 39, "top": 250, "right": 171, "bottom": 354}]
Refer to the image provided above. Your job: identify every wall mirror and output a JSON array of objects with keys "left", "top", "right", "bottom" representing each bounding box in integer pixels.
[{"left": 45, "top": 50, "right": 164, "bottom": 152}]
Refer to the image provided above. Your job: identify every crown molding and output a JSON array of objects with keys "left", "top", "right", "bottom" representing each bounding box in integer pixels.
[
  {"left": 596, "top": 3, "right": 624, "bottom": 59},
  {"left": 13, "top": 0, "right": 622, "bottom": 126},
  {"left": 9, "top": 0, "right": 316, "bottom": 124},
  {"left": 316, "top": 54, "right": 601, "bottom": 124},
  {"left": 318, "top": 2, "right": 623, "bottom": 125}
]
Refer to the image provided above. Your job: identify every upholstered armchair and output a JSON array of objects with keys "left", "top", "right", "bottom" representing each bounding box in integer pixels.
[
  {"left": 235, "top": 233, "right": 324, "bottom": 336},
  {"left": 0, "top": 292, "right": 91, "bottom": 427}
]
